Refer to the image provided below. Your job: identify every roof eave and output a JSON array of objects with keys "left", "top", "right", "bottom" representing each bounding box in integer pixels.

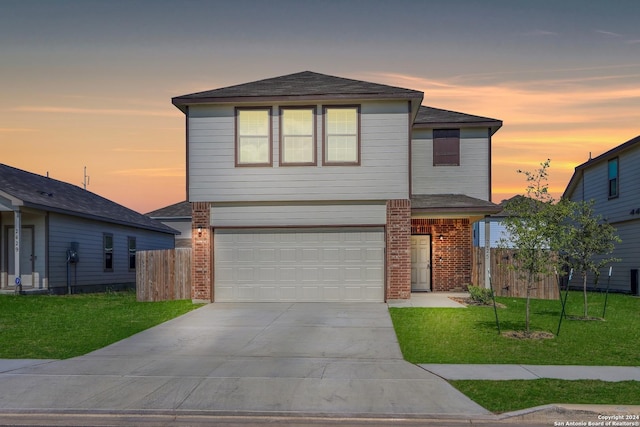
[
  {"left": 172, "top": 92, "right": 423, "bottom": 112},
  {"left": 411, "top": 206, "right": 503, "bottom": 215},
  {"left": 413, "top": 120, "right": 503, "bottom": 134},
  {"left": 21, "top": 201, "right": 179, "bottom": 235}
]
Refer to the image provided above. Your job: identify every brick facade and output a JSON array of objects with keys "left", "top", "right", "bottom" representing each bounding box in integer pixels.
[
  {"left": 191, "top": 202, "right": 212, "bottom": 302},
  {"left": 386, "top": 199, "right": 412, "bottom": 300},
  {"left": 411, "top": 218, "right": 471, "bottom": 292}
]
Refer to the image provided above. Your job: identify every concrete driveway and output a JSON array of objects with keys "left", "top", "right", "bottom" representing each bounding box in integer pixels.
[{"left": 0, "top": 303, "right": 489, "bottom": 417}]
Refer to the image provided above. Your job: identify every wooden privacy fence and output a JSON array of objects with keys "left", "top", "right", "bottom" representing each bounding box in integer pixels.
[
  {"left": 136, "top": 248, "right": 191, "bottom": 302},
  {"left": 472, "top": 247, "right": 559, "bottom": 300}
]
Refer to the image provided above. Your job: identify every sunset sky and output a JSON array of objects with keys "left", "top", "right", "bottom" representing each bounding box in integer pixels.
[{"left": 2, "top": 0, "right": 639, "bottom": 214}]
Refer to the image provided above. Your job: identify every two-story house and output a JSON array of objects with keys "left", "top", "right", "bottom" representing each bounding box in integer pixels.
[
  {"left": 172, "top": 71, "right": 502, "bottom": 303},
  {"left": 563, "top": 135, "right": 640, "bottom": 295}
]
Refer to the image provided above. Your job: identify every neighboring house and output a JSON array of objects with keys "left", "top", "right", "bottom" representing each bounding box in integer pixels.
[
  {"left": 171, "top": 71, "right": 502, "bottom": 303},
  {"left": 146, "top": 201, "right": 192, "bottom": 248},
  {"left": 563, "top": 135, "right": 640, "bottom": 295},
  {"left": 473, "top": 196, "right": 525, "bottom": 248},
  {"left": 0, "top": 164, "right": 178, "bottom": 294}
]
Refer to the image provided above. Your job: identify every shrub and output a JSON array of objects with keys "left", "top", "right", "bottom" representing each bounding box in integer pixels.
[{"left": 468, "top": 285, "right": 493, "bottom": 305}]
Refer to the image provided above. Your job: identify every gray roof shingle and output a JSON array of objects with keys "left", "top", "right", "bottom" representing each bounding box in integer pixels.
[
  {"left": 415, "top": 106, "right": 502, "bottom": 134},
  {"left": 411, "top": 194, "right": 502, "bottom": 215},
  {"left": 0, "top": 164, "right": 177, "bottom": 234},
  {"left": 146, "top": 200, "right": 191, "bottom": 219},
  {"left": 172, "top": 71, "right": 423, "bottom": 110}
]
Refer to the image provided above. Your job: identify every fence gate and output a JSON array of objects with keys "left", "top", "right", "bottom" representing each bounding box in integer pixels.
[{"left": 136, "top": 248, "right": 191, "bottom": 301}]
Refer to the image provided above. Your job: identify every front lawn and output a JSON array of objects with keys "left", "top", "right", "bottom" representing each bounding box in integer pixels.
[
  {"left": 451, "top": 379, "right": 640, "bottom": 413},
  {"left": 390, "top": 291, "right": 640, "bottom": 413},
  {"left": 389, "top": 291, "right": 639, "bottom": 365},
  {"left": 0, "top": 292, "right": 202, "bottom": 359}
]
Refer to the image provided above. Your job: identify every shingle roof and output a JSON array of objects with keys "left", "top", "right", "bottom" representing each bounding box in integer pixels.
[
  {"left": 146, "top": 200, "right": 191, "bottom": 219},
  {"left": 0, "top": 164, "right": 177, "bottom": 234},
  {"left": 563, "top": 135, "right": 640, "bottom": 199},
  {"left": 172, "top": 71, "right": 423, "bottom": 111},
  {"left": 411, "top": 194, "right": 502, "bottom": 215},
  {"left": 414, "top": 106, "right": 502, "bottom": 134}
]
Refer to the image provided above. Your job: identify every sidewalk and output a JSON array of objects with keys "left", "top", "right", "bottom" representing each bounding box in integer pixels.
[{"left": 420, "top": 364, "right": 640, "bottom": 381}]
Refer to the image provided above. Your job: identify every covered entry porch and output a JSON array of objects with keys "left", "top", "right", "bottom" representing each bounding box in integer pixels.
[{"left": 410, "top": 194, "right": 502, "bottom": 292}]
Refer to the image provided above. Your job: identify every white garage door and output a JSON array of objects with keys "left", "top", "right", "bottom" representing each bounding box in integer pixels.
[{"left": 214, "top": 228, "right": 385, "bottom": 302}]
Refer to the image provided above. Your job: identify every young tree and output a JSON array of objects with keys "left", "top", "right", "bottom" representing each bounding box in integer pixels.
[
  {"left": 500, "top": 160, "right": 568, "bottom": 334},
  {"left": 560, "top": 200, "right": 620, "bottom": 317}
]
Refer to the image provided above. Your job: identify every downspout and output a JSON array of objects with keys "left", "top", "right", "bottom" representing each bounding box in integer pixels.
[
  {"left": 185, "top": 105, "right": 190, "bottom": 203},
  {"left": 488, "top": 128, "right": 492, "bottom": 202}
]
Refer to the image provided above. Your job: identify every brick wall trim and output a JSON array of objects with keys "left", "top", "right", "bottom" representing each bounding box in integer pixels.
[{"left": 386, "top": 199, "right": 411, "bottom": 300}]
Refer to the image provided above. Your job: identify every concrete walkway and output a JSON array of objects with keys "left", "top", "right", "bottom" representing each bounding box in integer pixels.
[
  {"left": 421, "top": 364, "right": 640, "bottom": 381},
  {"left": 0, "top": 303, "right": 489, "bottom": 418}
]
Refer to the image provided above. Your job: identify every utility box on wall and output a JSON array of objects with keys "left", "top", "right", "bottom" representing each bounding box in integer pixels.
[{"left": 67, "top": 242, "right": 79, "bottom": 264}]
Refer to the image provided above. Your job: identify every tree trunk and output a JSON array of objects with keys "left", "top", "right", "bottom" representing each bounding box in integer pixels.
[
  {"left": 583, "top": 272, "right": 588, "bottom": 317},
  {"left": 526, "top": 276, "right": 531, "bottom": 334}
]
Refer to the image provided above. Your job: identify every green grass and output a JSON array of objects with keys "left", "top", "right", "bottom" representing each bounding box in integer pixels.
[
  {"left": 451, "top": 379, "right": 640, "bottom": 413},
  {"left": 390, "top": 292, "right": 640, "bottom": 413},
  {"left": 389, "top": 292, "right": 639, "bottom": 365},
  {"left": 0, "top": 292, "right": 202, "bottom": 359}
]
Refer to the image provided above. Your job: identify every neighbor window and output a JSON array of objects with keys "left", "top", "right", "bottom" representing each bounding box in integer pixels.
[
  {"left": 280, "top": 107, "right": 316, "bottom": 165},
  {"left": 128, "top": 237, "right": 136, "bottom": 270},
  {"left": 324, "top": 106, "right": 360, "bottom": 164},
  {"left": 608, "top": 157, "right": 618, "bottom": 198},
  {"left": 433, "top": 129, "right": 460, "bottom": 166},
  {"left": 236, "top": 107, "right": 272, "bottom": 166},
  {"left": 103, "top": 233, "right": 113, "bottom": 272}
]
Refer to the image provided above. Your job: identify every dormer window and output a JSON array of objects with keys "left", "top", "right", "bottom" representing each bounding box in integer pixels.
[
  {"left": 433, "top": 129, "right": 460, "bottom": 166},
  {"left": 323, "top": 106, "right": 360, "bottom": 165},
  {"left": 236, "top": 107, "right": 272, "bottom": 166}
]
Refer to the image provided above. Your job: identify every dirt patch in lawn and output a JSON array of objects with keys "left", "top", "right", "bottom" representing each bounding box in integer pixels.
[
  {"left": 502, "top": 330, "right": 555, "bottom": 340},
  {"left": 450, "top": 297, "right": 506, "bottom": 308}
]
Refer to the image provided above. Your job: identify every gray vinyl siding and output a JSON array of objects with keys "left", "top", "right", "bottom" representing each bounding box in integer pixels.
[
  {"left": 211, "top": 203, "right": 386, "bottom": 227},
  {"left": 47, "top": 213, "right": 174, "bottom": 289},
  {"left": 188, "top": 101, "right": 409, "bottom": 202},
  {"left": 411, "top": 128, "right": 490, "bottom": 200},
  {"left": 566, "top": 144, "right": 640, "bottom": 293}
]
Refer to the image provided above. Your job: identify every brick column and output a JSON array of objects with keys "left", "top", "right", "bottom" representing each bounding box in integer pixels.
[
  {"left": 191, "top": 202, "right": 212, "bottom": 303},
  {"left": 386, "top": 199, "right": 411, "bottom": 300}
]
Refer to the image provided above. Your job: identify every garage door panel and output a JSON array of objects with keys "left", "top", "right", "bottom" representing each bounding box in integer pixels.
[{"left": 214, "top": 228, "right": 384, "bottom": 302}]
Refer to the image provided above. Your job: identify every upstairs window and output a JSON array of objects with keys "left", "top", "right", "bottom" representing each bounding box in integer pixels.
[
  {"left": 103, "top": 233, "right": 113, "bottom": 272},
  {"left": 433, "top": 129, "right": 460, "bottom": 166},
  {"left": 128, "top": 237, "right": 136, "bottom": 270},
  {"left": 324, "top": 106, "right": 360, "bottom": 165},
  {"left": 236, "top": 107, "right": 272, "bottom": 166},
  {"left": 280, "top": 107, "right": 316, "bottom": 165},
  {"left": 608, "top": 157, "right": 619, "bottom": 198}
]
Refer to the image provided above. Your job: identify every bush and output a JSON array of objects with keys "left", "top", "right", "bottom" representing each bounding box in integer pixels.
[{"left": 468, "top": 285, "right": 493, "bottom": 305}]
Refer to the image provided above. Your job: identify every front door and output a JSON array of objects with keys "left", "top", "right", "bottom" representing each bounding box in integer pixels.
[
  {"left": 411, "top": 235, "right": 431, "bottom": 291},
  {"left": 8, "top": 226, "right": 34, "bottom": 288}
]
